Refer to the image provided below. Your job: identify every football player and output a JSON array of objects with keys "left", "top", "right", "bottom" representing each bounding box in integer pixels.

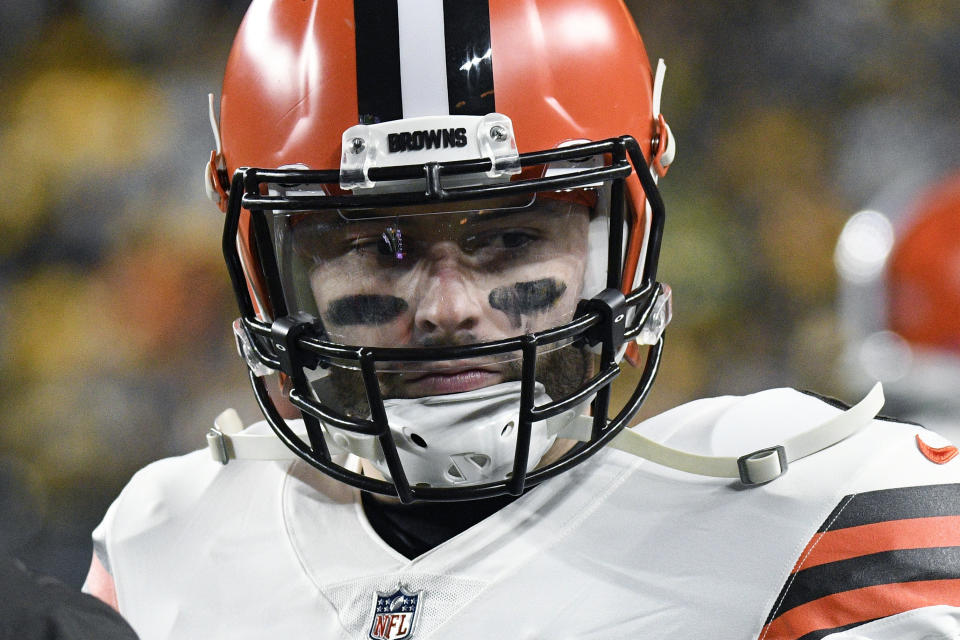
[
  {"left": 836, "top": 169, "right": 960, "bottom": 441},
  {"left": 84, "top": 1, "right": 960, "bottom": 638}
]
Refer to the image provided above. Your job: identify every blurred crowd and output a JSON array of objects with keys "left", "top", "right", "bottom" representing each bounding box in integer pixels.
[{"left": 1, "top": 0, "right": 958, "bottom": 587}]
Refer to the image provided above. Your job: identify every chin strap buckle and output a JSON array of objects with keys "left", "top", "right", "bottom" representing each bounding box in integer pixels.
[
  {"left": 206, "top": 408, "right": 244, "bottom": 465},
  {"left": 606, "top": 382, "right": 885, "bottom": 486},
  {"left": 737, "top": 445, "right": 787, "bottom": 485},
  {"left": 206, "top": 408, "right": 303, "bottom": 465},
  {"left": 207, "top": 428, "right": 229, "bottom": 465}
]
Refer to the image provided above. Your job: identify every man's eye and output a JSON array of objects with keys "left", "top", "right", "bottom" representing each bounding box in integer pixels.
[
  {"left": 351, "top": 237, "right": 378, "bottom": 252},
  {"left": 464, "top": 229, "right": 537, "bottom": 252},
  {"left": 352, "top": 228, "right": 406, "bottom": 260},
  {"left": 351, "top": 237, "right": 388, "bottom": 253},
  {"left": 501, "top": 231, "right": 533, "bottom": 249},
  {"left": 376, "top": 236, "right": 394, "bottom": 255}
]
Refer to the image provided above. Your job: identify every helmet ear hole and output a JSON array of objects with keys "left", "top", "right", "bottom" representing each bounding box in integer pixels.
[
  {"left": 500, "top": 421, "right": 515, "bottom": 437},
  {"left": 408, "top": 432, "right": 428, "bottom": 449}
]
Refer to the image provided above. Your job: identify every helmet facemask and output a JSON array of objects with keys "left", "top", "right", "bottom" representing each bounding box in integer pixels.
[{"left": 225, "top": 136, "right": 668, "bottom": 502}]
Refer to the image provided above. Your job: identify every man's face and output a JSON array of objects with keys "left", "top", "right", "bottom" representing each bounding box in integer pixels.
[{"left": 290, "top": 194, "right": 594, "bottom": 403}]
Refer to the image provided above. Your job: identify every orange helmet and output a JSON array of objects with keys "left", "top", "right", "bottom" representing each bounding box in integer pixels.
[
  {"left": 207, "top": 0, "right": 675, "bottom": 502},
  {"left": 887, "top": 172, "right": 960, "bottom": 354},
  {"left": 836, "top": 169, "right": 960, "bottom": 436}
]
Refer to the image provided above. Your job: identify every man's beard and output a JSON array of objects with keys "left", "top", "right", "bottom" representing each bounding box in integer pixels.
[{"left": 318, "top": 342, "right": 595, "bottom": 419}]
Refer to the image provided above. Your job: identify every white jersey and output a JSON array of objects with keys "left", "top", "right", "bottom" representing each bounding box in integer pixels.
[{"left": 87, "top": 388, "right": 960, "bottom": 639}]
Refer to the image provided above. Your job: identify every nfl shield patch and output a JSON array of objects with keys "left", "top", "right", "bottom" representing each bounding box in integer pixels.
[{"left": 368, "top": 585, "right": 422, "bottom": 640}]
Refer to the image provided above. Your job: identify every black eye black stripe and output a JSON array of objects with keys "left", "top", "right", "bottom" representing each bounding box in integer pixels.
[
  {"left": 326, "top": 295, "right": 408, "bottom": 326},
  {"left": 489, "top": 279, "right": 567, "bottom": 328}
]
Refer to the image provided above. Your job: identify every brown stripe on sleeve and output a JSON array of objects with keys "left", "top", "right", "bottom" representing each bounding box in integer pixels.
[
  {"left": 759, "top": 483, "right": 960, "bottom": 640},
  {"left": 759, "top": 579, "right": 960, "bottom": 640},
  {"left": 792, "top": 514, "right": 960, "bottom": 571}
]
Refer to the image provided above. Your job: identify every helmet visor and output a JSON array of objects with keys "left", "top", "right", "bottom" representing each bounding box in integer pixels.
[{"left": 270, "top": 187, "right": 611, "bottom": 376}]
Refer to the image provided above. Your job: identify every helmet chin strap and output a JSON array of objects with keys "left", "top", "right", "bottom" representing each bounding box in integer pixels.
[
  {"left": 207, "top": 380, "right": 586, "bottom": 487},
  {"left": 208, "top": 383, "right": 884, "bottom": 489}
]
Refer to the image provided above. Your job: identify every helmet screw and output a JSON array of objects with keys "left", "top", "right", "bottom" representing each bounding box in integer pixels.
[
  {"left": 350, "top": 137, "right": 366, "bottom": 154},
  {"left": 489, "top": 125, "right": 508, "bottom": 142}
]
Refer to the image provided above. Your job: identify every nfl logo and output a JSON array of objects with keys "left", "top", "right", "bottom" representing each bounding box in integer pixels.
[{"left": 368, "top": 585, "right": 422, "bottom": 640}]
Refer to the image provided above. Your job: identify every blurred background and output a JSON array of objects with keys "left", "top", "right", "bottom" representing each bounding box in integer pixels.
[{"left": 1, "top": 0, "right": 958, "bottom": 588}]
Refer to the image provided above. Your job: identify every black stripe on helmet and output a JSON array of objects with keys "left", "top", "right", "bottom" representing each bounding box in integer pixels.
[
  {"left": 442, "top": 0, "right": 495, "bottom": 115},
  {"left": 355, "top": 0, "right": 403, "bottom": 124}
]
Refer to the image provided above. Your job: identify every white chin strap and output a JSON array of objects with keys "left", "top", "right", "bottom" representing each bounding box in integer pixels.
[
  {"left": 208, "top": 383, "right": 884, "bottom": 488},
  {"left": 210, "top": 381, "right": 584, "bottom": 488}
]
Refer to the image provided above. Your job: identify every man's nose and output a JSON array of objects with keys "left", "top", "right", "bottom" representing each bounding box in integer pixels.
[{"left": 413, "top": 242, "right": 483, "bottom": 339}]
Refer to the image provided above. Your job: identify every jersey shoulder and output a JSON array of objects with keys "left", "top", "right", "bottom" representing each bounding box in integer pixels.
[
  {"left": 637, "top": 385, "right": 960, "bottom": 488},
  {"left": 659, "top": 388, "right": 960, "bottom": 640},
  {"left": 93, "top": 421, "right": 299, "bottom": 558},
  {"left": 106, "top": 445, "right": 226, "bottom": 535}
]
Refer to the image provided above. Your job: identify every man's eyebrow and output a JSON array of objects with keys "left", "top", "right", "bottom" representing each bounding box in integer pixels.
[
  {"left": 290, "top": 214, "right": 374, "bottom": 233},
  {"left": 462, "top": 208, "right": 530, "bottom": 224},
  {"left": 459, "top": 201, "right": 575, "bottom": 225}
]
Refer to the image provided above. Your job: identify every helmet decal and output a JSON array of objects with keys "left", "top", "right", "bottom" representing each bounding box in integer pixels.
[{"left": 439, "top": 0, "right": 495, "bottom": 116}]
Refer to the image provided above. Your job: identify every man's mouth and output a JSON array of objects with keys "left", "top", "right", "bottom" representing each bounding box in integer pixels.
[{"left": 401, "top": 366, "right": 503, "bottom": 395}]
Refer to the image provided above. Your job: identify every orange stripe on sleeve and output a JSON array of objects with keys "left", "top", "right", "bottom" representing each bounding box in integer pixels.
[
  {"left": 792, "top": 515, "right": 960, "bottom": 572},
  {"left": 760, "top": 578, "right": 960, "bottom": 640}
]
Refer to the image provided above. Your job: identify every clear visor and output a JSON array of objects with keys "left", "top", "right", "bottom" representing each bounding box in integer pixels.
[{"left": 269, "top": 186, "right": 613, "bottom": 380}]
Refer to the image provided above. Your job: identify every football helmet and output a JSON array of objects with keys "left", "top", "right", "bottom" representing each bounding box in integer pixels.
[
  {"left": 835, "top": 169, "right": 960, "bottom": 438},
  {"left": 205, "top": 0, "right": 675, "bottom": 502}
]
